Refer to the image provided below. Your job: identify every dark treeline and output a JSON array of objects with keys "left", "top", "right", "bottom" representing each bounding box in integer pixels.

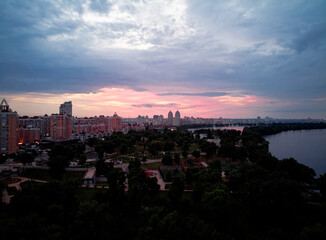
[
  {"left": 247, "top": 122, "right": 326, "bottom": 136},
  {"left": 178, "top": 122, "right": 255, "bottom": 130},
  {"left": 1, "top": 126, "right": 326, "bottom": 240},
  {"left": 178, "top": 123, "right": 215, "bottom": 129}
]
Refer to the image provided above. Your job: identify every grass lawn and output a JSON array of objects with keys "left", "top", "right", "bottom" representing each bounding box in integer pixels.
[
  {"left": 76, "top": 188, "right": 101, "bottom": 202},
  {"left": 63, "top": 171, "right": 85, "bottom": 183},
  {"left": 0, "top": 178, "right": 20, "bottom": 185},
  {"left": 20, "top": 180, "right": 45, "bottom": 190}
]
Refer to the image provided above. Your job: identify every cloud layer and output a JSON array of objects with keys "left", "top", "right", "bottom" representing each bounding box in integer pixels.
[{"left": 1, "top": 0, "right": 326, "bottom": 118}]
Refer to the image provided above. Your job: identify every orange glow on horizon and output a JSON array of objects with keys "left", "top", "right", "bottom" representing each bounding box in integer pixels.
[{"left": 4, "top": 87, "right": 273, "bottom": 118}]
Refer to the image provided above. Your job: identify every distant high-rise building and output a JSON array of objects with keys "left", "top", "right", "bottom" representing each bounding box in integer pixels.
[
  {"left": 0, "top": 99, "right": 19, "bottom": 154},
  {"left": 59, "top": 101, "right": 72, "bottom": 116},
  {"left": 158, "top": 115, "right": 164, "bottom": 125},
  {"left": 42, "top": 114, "right": 51, "bottom": 136},
  {"left": 50, "top": 114, "right": 72, "bottom": 140},
  {"left": 111, "top": 113, "right": 122, "bottom": 131},
  {"left": 137, "top": 115, "right": 145, "bottom": 125},
  {"left": 19, "top": 125, "right": 40, "bottom": 144},
  {"left": 168, "top": 111, "right": 173, "bottom": 126},
  {"left": 174, "top": 110, "right": 181, "bottom": 126}
]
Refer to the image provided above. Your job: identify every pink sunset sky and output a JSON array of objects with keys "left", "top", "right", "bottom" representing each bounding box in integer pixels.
[{"left": 4, "top": 87, "right": 290, "bottom": 118}]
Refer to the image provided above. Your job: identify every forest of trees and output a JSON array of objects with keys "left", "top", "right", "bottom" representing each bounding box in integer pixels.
[{"left": 1, "top": 124, "right": 326, "bottom": 240}]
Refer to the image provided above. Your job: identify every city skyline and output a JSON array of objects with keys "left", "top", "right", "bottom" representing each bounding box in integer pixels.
[
  {"left": 3, "top": 96, "right": 324, "bottom": 120},
  {"left": 1, "top": 1, "right": 326, "bottom": 119}
]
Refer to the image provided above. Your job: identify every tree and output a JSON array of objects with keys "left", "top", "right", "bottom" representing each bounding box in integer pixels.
[
  {"left": 103, "top": 141, "right": 115, "bottom": 154},
  {"left": 147, "top": 177, "right": 160, "bottom": 196},
  {"left": 207, "top": 129, "right": 213, "bottom": 139},
  {"left": 141, "top": 155, "right": 147, "bottom": 163},
  {"left": 185, "top": 167, "right": 199, "bottom": 186},
  {"left": 164, "top": 141, "right": 175, "bottom": 152},
  {"left": 174, "top": 153, "right": 180, "bottom": 164},
  {"left": 15, "top": 152, "right": 34, "bottom": 165},
  {"left": 317, "top": 173, "right": 326, "bottom": 200},
  {"left": 277, "top": 158, "right": 316, "bottom": 184},
  {"left": 106, "top": 167, "right": 126, "bottom": 192},
  {"left": 95, "top": 144, "right": 104, "bottom": 160},
  {"left": 76, "top": 143, "right": 86, "bottom": 153},
  {"left": 119, "top": 142, "right": 129, "bottom": 155},
  {"left": 168, "top": 173, "right": 185, "bottom": 204},
  {"left": 182, "top": 141, "right": 190, "bottom": 152},
  {"left": 48, "top": 144, "right": 72, "bottom": 180},
  {"left": 95, "top": 159, "right": 109, "bottom": 175},
  {"left": 162, "top": 152, "right": 173, "bottom": 165},
  {"left": 79, "top": 154, "right": 86, "bottom": 166},
  {"left": 182, "top": 150, "right": 188, "bottom": 159},
  {"left": 0, "top": 154, "right": 8, "bottom": 164},
  {"left": 48, "top": 155, "right": 69, "bottom": 180},
  {"left": 86, "top": 137, "right": 98, "bottom": 147},
  {"left": 200, "top": 142, "right": 217, "bottom": 158},
  {"left": 148, "top": 140, "right": 163, "bottom": 156},
  {"left": 192, "top": 150, "right": 200, "bottom": 161}
]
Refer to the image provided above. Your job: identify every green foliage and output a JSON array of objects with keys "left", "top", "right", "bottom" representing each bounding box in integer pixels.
[
  {"left": 47, "top": 143, "right": 86, "bottom": 180},
  {"left": 185, "top": 166, "right": 200, "bottom": 186},
  {"left": 164, "top": 140, "right": 175, "bottom": 152},
  {"left": 14, "top": 152, "right": 35, "bottom": 164},
  {"left": 48, "top": 155, "right": 69, "bottom": 180},
  {"left": 79, "top": 154, "right": 86, "bottom": 166},
  {"left": 1, "top": 126, "right": 326, "bottom": 240},
  {"left": 95, "top": 159, "right": 108, "bottom": 175},
  {"left": 300, "top": 223, "right": 326, "bottom": 240},
  {"left": 106, "top": 163, "right": 126, "bottom": 192},
  {"left": 168, "top": 173, "right": 185, "bottom": 204},
  {"left": 199, "top": 141, "right": 217, "bottom": 158},
  {"left": 173, "top": 152, "right": 180, "bottom": 164},
  {"left": 192, "top": 150, "right": 200, "bottom": 159},
  {"left": 162, "top": 152, "right": 173, "bottom": 165},
  {"left": 317, "top": 173, "right": 326, "bottom": 200},
  {"left": 148, "top": 140, "right": 163, "bottom": 156}
]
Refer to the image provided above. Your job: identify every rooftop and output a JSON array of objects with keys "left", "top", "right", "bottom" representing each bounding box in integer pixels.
[{"left": 83, "top": 168, "right": 96, "bottom": 180}]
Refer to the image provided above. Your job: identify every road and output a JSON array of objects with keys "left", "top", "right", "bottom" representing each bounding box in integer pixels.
[
  {"left": 8, "top": 177, "right": 47, "bottom": 191},
  {"left": 1, "top": 177, "right": 47, "bottom": 204},
  {"left": 1, "top": 189, "right": 11, "bottom": 204}
]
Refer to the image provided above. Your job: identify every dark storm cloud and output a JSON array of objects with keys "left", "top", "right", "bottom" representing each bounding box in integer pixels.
[
  {"left": 158, "top": 92, "right": 228, "bottom": 97},
  {"left": 291, "top": 23, "right": 326, "bottom": 53},
  {"left": 0, "top": 0, "right": 326, "bottom": 117}
]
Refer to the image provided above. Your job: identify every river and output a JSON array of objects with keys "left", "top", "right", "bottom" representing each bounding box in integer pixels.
[
  {"left": 188, "top": 126, "right": 245, "bottom": 133},
  {"left": 264, "top": 129, "right": 326, "bottom": 176}
]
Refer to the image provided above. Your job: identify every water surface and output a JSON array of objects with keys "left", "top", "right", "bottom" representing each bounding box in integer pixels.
[{"left": 265, "top": 129, "right": 326, "bottom": 176}]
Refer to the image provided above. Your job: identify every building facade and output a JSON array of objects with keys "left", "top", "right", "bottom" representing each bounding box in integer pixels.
[
  {"left": 0, "top": 99, "right": 19, "bottom": 154},
  {"left": 111, "top": 113, "right": 122, "bottom": 131},
  {"left": 174, "top": 110, "right": 181, "bottom": 126},
  {"left": 168, "top": 111, "right": 173, "bottom": 126},
  {"left": 59, "top": 101, "right": 72, "bottom": 116},
  {"left": 19, "top": 126, "right": 40, "bottom": 144},
  {"left": 50, "top": 114, "right": 72, "bottom": 140}
]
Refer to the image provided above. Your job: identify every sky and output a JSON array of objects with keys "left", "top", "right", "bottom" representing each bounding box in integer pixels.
[{"left": 0, "top": 0, "right": 326, "bottom": 119}]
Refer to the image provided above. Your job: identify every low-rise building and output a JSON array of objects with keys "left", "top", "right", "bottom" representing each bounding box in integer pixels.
[{"left": 83, "top": 168, "right": 96, "bottom": 185}]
